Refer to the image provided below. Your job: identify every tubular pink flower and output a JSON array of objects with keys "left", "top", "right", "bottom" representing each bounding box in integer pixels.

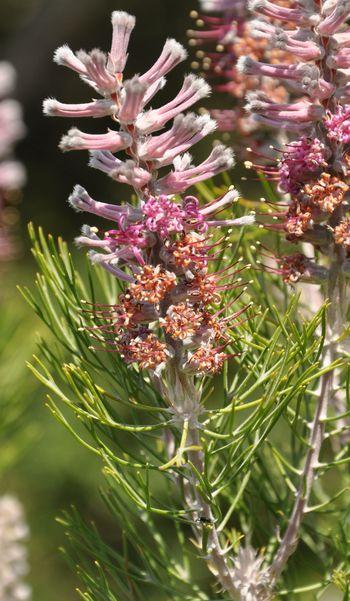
[
  {"left": 206, "top": 215, "right": 255, "bottom": 226},
  {"left": 200, "top": 188, "right": 239, "bottom": 215},
  {"left": 88, "top": 248, "right": 136, "bottom": 280},
  {"left": 53, "top": 45, "right": 88, "bottom": 74},
  {"left": 327, "top": 48, "right": 350, "bottom": 69},
  {"left": 238, "top": 57, "right": 331, "bottom": 98},
  {"left": 76, "top": 49, "right": 116, "bottom": 95},
  {"left": 246, "top": 93, "right": 324, "bottom": 129},
  {"left": 118, "top": 76, "right": 148, "bottom": 124},
  {"left": 156, "top": 146, "right": 234, "bottom": 194},
  {"left": 59, "top": 128, "right": 132, "bottom": 152},
  {"left": 318, "top": 0, "right": 350, "bottom": 36},
  {"left": 331, "top": 31, "right": 350, "bottom": 48},
  {"left": 68, "top": 185, "right": 142, "bottom": 223},
  {"left": 109, "top": 160, "right": 152, "bottom": 189},
  {"left": 141, "top": 77, "right": 167, "bottom": 107},
  {"left": 138, "top": 113, "right": 217, "bottom": 166},
  {"left": 108, "top": 11, "right": 136, "bottom": 74},
  {"left": 90, "top": 153, "right": 152, "bottom": 190},
  {"left": 88, "top": 150, "right": 120, "bottom": 174},
  {"left": 43, "top": 98, "right": 117, "bottom": 118},
  {"left": 136, "top": 75, "right": 211, "bottom": 134},
  {"left": 272, "top": 29, "right": 324, "bottom": 60},
  {"left": 249, "top": 0, "right": 319, "bottom": 26},
  {"left": 139, "top": 39, "right": 187, "bottom": 85}
]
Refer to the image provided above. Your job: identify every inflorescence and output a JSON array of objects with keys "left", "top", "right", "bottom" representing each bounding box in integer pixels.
[
  {"left": 187, "top": 0, "right": 292, "bottom": 147},
  {"left": 44, "top": 11, "right": 254, "bottom": 378},
  {"left": 240, "top": 0, "right": 350, "bottom": 288}
]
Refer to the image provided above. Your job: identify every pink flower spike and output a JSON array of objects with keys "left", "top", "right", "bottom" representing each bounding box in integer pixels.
[
  {"left": 139, "top": 39, "right": 187, "bottom": 85},
  {"left": 118, "top": 76, "right": 148, "bottom": 124},
  {"left": 108, "top": 11, "right": 136, "bottom": 74},
  {"left": 59, "top": 128, "right": 132, "bottom": 152},
  {"left": 43, "top": 98, "right": 117, "bottom": 118}
]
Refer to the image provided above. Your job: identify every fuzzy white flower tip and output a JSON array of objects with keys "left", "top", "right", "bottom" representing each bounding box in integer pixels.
[
  {"left": 212, "top": 145, "right": 235, "bottom": 168},
  {"left": 111, "top": 11, "right": 136, "bottom": 30},
  {"left": 185, "top": 74, "right": 212, "bottom": 98},
  {"left": 42, "top": 97, "right": 58, "bottom": 116},
  {"left": 163, "top": 38, "right": 188, "bottom": 62},
  {"left": 53, "top": 44, "right": 75, "bottom": 65},
  {"left": 123, "top": 74, "right": 148, "bottom": 94},
  {"left": 68, "top": 185, "right": 89, "bottom": 211},
  {"left": 223, "top": 188, "right": 240, "bottom": 203},
  {"left": 249, "top": 0, "right": 267, "bottom": 10},
  {"left": 59, "top": 127, "right": 80, "bottom": 151},
  {"left": 173, "top": 153, "right": 193, "bottom": 171},
  {"left": 234, "top": 215, "right": 256, "bottom": 226},
  {"left": 201, "top": 114, "right": 217, "bottom": 135},
  {"left": 236, "top": 55, "right": 255, "bottom": 74}
]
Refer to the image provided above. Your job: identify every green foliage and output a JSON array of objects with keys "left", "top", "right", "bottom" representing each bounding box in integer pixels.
[
  {"left": 22, "top": 222, "right": 350, "bottom": 599},
  {"left": 0, "top": 293, "right": 38, "bottom": 476}
]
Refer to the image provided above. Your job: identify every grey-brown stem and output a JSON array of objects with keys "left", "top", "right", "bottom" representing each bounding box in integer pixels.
[
  {"left": 269, "top": 249, "right": 345, "bottom": 583},
  {"left": 187, "top": 428, "right": 241, "bottom": 601}
]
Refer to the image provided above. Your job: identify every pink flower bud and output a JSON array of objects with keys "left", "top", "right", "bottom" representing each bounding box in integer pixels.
[
  {"left": 43, "top": 98, "right": 117, "bottom": 118},
  {"left": 108, "top": 11, "right": 136, "bottom": 74},
  {"left": 139, "top": 39, "right": 187, "bottom": 85},
  {"left": 59, "top": 128, "right": 132, "bottom": 152}
]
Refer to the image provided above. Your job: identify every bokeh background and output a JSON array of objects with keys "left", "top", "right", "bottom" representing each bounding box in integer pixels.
[{"left": 0, "top": 1, "right": 205, "bottom": 599}]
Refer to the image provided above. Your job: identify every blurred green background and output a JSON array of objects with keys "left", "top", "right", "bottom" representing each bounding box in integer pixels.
[{"left": 0, "top": 1, "right": 202, "bottom": 599}]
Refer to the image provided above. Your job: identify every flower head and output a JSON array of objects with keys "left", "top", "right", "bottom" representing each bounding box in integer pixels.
[{"left": 45, "top": 11, "right": 253, "bottom": 380}]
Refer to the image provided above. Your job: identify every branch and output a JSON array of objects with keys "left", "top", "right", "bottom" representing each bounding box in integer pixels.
[{"left": 268, "top": 345, "right": 333, "bottom": 582}]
